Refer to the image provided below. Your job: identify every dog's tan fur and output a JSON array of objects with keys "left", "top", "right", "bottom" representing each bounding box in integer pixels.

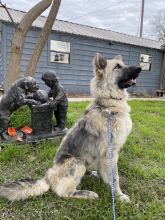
[{"left": 0, "top": 53, "right": 141, "bottom": 202}]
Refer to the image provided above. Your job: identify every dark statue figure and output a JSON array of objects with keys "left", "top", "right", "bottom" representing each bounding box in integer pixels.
[
  {"left": 41, "top": 70, "right": 68, "bottom": 133},
  {"left": 0, "top": 76, "right": 40, "bottom": 137},
  {"left": 28, "top": 89, "right": 48, "bottom": 104},
  {"left": 0, "top": 74, "right": 68, "bottom": 143}
]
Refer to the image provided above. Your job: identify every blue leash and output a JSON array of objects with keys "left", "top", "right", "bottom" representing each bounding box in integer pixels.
[{"left": 108, "top": 113, "right": 116, "bottom": 220}]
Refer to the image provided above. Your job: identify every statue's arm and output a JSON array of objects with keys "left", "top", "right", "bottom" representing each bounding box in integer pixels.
[
  {"left": 16, "top": 88, "right": 40, "bottom": 106},
  {"left": 53, "top": 86, "right": 65, "bottom": 104},
  {"left": 18, "top": 98, "right": 40, "bottom": 106},
  {"left": 47, "top": 86, "right": 65, "bottom": 109},
  {"left": 48, "top": 89, "right": 53, "bottom": 97}
]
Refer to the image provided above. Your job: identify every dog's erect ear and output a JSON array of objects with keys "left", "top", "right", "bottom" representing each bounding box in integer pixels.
[
  {"left": 115, "top": 55, "right": 122, "bottom": 61},
  {"left": 93, "top": 53, "right": 107, "bottom": 78},
  {"left": 94, "top": 53, "right": 107, "bottom": 70}
]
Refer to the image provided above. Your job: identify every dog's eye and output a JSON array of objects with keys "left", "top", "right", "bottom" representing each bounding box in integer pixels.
[{"left": 114, "top": 64, "right": 122, "bottom": 69}]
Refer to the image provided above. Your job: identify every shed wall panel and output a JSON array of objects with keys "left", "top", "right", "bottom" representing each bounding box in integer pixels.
[{"left": 3, "top": 23, "right": 164, "bottom": 95}]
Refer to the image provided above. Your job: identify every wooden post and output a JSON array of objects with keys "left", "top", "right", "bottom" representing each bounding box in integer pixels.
[
  {"left": 140, "top": 0, "right": 145, "bottom": 37},
  {"left": 160, "top": 52, "right": 165, "bottom": 90}
]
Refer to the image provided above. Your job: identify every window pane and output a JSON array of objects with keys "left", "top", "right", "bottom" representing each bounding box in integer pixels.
[
  {"left": 50, "top": 52, "right": 70, "bottom": 64},
  {"left": 140, "top": 54, "right": 152, "bottom": 71},
  {"left": 50, "top": 40, "right": 70, "bottom": 64},
  {"left": 50, "top": 40, "right": 70, "bottom": 53}
]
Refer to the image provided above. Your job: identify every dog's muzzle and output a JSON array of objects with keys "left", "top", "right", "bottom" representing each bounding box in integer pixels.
[{"left": 119, "top": 66, "right": 141, "bottom": 89}]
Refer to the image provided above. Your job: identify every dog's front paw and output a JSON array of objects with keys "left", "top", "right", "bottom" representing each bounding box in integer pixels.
[{"left": 118, "top": 193, "right": 130, "bottom": 203}]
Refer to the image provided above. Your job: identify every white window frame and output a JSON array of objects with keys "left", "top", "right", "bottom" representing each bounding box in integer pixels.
[
  {"left": 140, "top": 54, "right": 152, "bottom": 71},
  {"left": 50, "top": 40, "right": 70, "bottom": 64}
]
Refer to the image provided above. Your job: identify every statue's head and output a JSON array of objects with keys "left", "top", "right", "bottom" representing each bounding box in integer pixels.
[
  {"left": 33, "top": 89, "right": 48, "bottom": 104},
  {"left": 22, "top": 76, "right": 39, "bottom": 93},
  {"left": 41, "top": 70, "right": 58, "bottom": 87}
]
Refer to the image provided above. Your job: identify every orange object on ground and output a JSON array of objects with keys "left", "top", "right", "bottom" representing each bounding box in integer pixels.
[
  {"left": 21, "top": 126, "right": 32, "bottom": 134},
  {"left": 8, "top": 127, "right": 16, "bottom": 137}
]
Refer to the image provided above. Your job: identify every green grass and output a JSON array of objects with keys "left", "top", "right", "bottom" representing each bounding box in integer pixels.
[{"left": 0, "top": 101, "right": 164, "bottom": 220}]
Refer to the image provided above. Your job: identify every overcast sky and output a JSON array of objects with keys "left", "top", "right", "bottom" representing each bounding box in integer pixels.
[{"left": 2, "top": 0, "right": 165, "bottom": 39}]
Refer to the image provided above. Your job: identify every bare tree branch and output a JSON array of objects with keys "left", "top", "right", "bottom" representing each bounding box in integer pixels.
[
  {"left": 0, "top": 0, "right": 16, "bottom": 27},
  {"left": 151, "top": 10, "right": 165, "bottom": 41},
  {"left": 7, "top": 0, "right": 53, "bottom": 87},
  {"left": 25, "top": 0, "right": 62, "bottom": 77}
]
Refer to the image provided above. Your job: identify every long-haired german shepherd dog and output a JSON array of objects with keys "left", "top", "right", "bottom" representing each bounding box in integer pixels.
[{"left": 0, "top": 53, "right": 141, "bottom": 203}]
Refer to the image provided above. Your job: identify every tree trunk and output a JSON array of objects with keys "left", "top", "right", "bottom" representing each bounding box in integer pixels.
[
  {"left": 25, "top": 0, "right": 61, "bottom": 77},
  {"left": 7, "top": 0, "right": 53, "bottom": 87}
]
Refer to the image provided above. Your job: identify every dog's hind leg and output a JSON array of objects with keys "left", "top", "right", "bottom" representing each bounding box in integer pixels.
[
  {"left": 46, "top": 157, "right": 99, "bottom": 199},
  {"left": 71, "top": 189, "right": 99, "bottom": 199}
]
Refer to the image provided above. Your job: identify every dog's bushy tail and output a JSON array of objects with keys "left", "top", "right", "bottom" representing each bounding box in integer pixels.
[{"left": 0, "top": 177, "right": 50, "bottom": 201}]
